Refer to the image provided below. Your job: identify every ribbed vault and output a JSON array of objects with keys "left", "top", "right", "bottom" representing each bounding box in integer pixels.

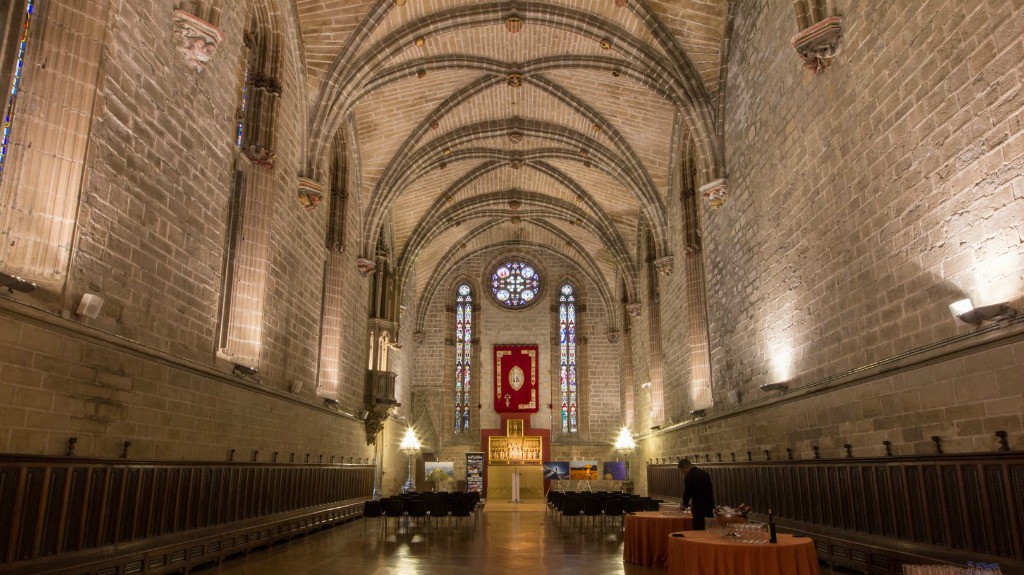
[{"left": 296, "top": 0, "right": 729, "bottom": 317}]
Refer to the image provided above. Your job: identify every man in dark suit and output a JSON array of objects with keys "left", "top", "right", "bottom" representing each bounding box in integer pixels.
[{"left": 678, "top": 458, "right": 715, "bottom": 530}]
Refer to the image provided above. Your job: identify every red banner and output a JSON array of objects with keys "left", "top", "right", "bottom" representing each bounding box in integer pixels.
[{"left": 494, "top": 345, "right": 539, "bottom": 413}]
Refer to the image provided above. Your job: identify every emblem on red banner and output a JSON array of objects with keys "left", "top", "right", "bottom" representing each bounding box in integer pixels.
[{"left": 494, "top": 345, "right": 538, "bottom": 413}]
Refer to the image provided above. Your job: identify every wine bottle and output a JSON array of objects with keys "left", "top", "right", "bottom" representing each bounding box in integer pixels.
[{"left": 768, "top": 508, "right": 778, "bottom": 544}]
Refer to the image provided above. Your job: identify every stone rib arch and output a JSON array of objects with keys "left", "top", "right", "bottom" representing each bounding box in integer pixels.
[
  {"left": 395, "top": 194, "right": 634, "bottom": 292},
  {"left": 397, "top": 190, "right": 636, "bottom": 286},
  {"left": 363, "top": 120, "right": 667, "bottom": 257},
  {"left": 359, "top": 55, "right": 680, "bottom": 106},
  {"left": 413, "top": 226, "right": 619, "bottom": 335},
  {"left": 306, "top": 1, "right": 723, "bottom": 188}
]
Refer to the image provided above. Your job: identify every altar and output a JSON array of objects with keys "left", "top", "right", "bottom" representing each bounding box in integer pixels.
[{"left": 486, "top": 419, "right": 544, "bottom": 500}]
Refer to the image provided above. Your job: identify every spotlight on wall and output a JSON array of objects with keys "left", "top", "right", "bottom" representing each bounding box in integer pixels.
[
  {"left": 323, "top": 398, "right": 339, "bottom": 408},
  {"left": 690, "top": 409, "right": 707, "bottom": 418},
  {"left": 949, "top": 298, "right": 1017, "bottom": 324},
  {"left": 76, "top": 293, "right": 105, "bottom": 319},
  {"left": 0, "top": 271, "right": 36, "bottom": 294},
  {"left": 232, "top": 364, "right": 258, "bottom": 377},
  {"left": 759, "top": 382, "right": 788, "bottom": 392}
]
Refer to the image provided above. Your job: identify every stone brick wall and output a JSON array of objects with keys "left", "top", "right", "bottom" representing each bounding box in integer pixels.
[
  {"left": 634, "top": 0, "right": 1024, "bottom": 486},
  {"left": 411, "top": 245, "right": 623, "bottom": 454},
  {"left": 0, "top": 303, "right": 373, "bottom": 462},
  {"left": 0, "top": 0, "right": 380, "bottom": 462}
]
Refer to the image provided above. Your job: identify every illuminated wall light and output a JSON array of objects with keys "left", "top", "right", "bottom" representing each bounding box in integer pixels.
[
  {"left": 771, "top": 345, "right": 793, "bottom": 382},
  {"left": 948, "top": 299, "right": 973, "bottom": 317}
]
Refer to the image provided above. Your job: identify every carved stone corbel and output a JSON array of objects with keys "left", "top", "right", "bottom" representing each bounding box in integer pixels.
[
  {"left": 413, "top": 331, "right": 425, "bottom": 345},
  {"left": 699, "top": 178, "right": 728, "bottom": 210},
  {"left": 172, "top": 9, "right": 224, "bottom": 71},
  {"left": 364, "top": 408, "right": 389, "bottom": 445},
  {"left": 297, "top": 177, "right": 324, "bottom": 211},
  {"left": 791, "top": 16, "right": 843, "bottom": 75},
  {"left": 355, "top": 258, "right": 376, "bottom": 277},
  {"left": 607, "top": 330, "right": 621, "bottom": 344},
  {"left": 626, "top": 303, "right": 642, "bottom": 318},
  {"left": 654, "top": 256, "right": 674, "bottom": 276}
]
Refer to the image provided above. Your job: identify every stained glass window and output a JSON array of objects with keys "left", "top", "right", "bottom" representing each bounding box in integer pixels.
[
  {"left": 559, "top": 284, "right": 578, "bottom": 434},
  {"left": 454, "top": 283, "right": 472, "bottom": 433},
  {"left": 491, "top": 261, "right": 540, "bottom": 307},
  {"left": 0, "top": 0, "right": 34, "bottom": 182}
]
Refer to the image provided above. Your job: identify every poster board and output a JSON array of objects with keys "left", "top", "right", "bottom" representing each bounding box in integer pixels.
[{"left": 466, "top": 452, "right": 484, "bottom": 493}]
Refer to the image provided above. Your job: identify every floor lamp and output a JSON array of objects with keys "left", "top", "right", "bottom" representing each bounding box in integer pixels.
[
  {"left": 400, "top": 427, "right": 421, "bottom": 494},
  {"left": 614, "top": 427, "right": 636, "bottom": 483}
]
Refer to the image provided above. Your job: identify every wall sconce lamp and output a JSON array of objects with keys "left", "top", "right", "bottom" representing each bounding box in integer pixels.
[
  {"left": 323, "top": 398, "right": 339, "bottom": 408},
  {"left": 949, "top": 299, "right": 1017, "bottom": 324},
  {"left": 0, "top": 271, "right": 36, "bottom": 294},
  {"left": 759, "top": 382, "right": 788, "bottom": 392},
  {"left": 232, "top": 364, "right": 258, "bottom": 377},
  {"left": 690, "top": 409, "right": 706, "bottom": 418}
]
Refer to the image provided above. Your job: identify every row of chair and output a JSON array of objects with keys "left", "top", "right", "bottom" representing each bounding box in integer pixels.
[
  {"left": 362, "top": 491, "right": 482, "bottom": 533},
  {"left": 547, "top": 491, "right": 661, "bottom": 532}
]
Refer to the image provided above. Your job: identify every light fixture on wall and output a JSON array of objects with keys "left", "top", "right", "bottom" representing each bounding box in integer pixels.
[
  {"left": 949, "top": 298, "right": 1017, "bottom": 324},
  {"left": 76, "top": 293, "right": 105, "bottom": 319},
  {"left": 232, "top": 364, "right": 258, "bottom": 377},
  {"left": 690, "top": 408, "right": 706, "bottom": 418},
  {"left": 759, "top": 382, "right": 788, "bottom": 392},
  {"left": 0, "top": 271, "right": 36, "bottom": 294}
]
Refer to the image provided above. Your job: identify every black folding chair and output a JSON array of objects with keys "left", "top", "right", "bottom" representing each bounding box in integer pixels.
[{"left": 362, "top": 499, "right": 383, "bottom": 534}]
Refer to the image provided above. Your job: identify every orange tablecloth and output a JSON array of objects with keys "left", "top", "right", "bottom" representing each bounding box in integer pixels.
[
  {"left": 623, "top": 511, "right": 693, "bottom": 567},
  {"left": 666, "top": 531, "right": 820, "bottom": 575}
]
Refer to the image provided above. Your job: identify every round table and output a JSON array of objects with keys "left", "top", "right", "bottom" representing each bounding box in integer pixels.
[
  {"left": 623, "top": 511, "right": 693, "bottom": 567},
  {"left": 666, "top": 531, "right": 820, "bottom": 575}
]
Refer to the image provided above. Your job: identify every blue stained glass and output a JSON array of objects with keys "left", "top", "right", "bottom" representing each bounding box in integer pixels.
[
  {"left": 491, "top": 261, "right": 539, "bottom": 307},
  {"left": 0, "top": 0, "right": 34, "bottom": 181},
  {"left": 454, "top": 284, "right": 473, "bottom": 433},
  {"left": 559, "top": 284, "right": 578, "bottom": 434}
]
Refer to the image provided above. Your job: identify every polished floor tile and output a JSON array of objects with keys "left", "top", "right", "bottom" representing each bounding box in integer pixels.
[
  {"left": 202, "top": 504, "right": 840, "bottom": 575},
  {"left": 203, "top": 504, "right": 659, "bottom": 575}
]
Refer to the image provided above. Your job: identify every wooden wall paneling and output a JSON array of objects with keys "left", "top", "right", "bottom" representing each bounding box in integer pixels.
[
  {"left": 904, "top": 466, "right": 927, "bottom": 543},
  {"left": 121, "top": 467, "right": 140, "bottom": 543},
  {"left": 962, "top": 465, "right": 988, "bottom": 554},
  {"left": 941, "top": 464, "right": 967, "bottom": 549},
  {"left": 63, "top": 467, "right": 87, "bottom": 553},
  {"left": 0, "top": 466, "right": 20, "bottom": 562},
  {"left": 984, "top": 464, "right": 1014, "bottom": 558},
  {"left": 26, "top": 466, "right": 51, "bottom": 560},
  {"left": 646, "top": 455, "right": 1024, "bottom": 570},
  {"left": 1009, "top": 464, "right": 1024, "bottom": 560},
  {"left": 922, "top": 464, "right": 946, "bottom": 547},
  {"left": 41, "top": 466, "right": 69, "bottom": 557}
]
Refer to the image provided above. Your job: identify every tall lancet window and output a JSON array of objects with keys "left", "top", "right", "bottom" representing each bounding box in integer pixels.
[
  {"left": 559, "top": 284, "right": 578, "bottom": 434},
  {"left": 0, "top": 0, "right": 33, "bottom": 182},
  {"left": 217, "top": 1, "right": 280, "bottom": 368},
  {"left": 454, "top": 283, "right": 472, "bottom": 433}
]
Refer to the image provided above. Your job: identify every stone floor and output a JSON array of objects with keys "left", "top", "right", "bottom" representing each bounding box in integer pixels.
[{"left": 201, "top": 502, "right": 840, "bottom": 575}]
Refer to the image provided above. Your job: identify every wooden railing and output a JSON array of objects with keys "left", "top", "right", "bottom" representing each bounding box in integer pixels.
[
  {"left": 648, "top": 453, "right": 1024, "bottom": 574},
  {"left": 0, "top": 455, "right": 374, "bottom": 574}
]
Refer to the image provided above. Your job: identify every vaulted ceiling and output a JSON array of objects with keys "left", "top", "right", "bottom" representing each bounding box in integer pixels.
[{"left": 295, "top": 0, "right": 730, "bottom": 322}]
